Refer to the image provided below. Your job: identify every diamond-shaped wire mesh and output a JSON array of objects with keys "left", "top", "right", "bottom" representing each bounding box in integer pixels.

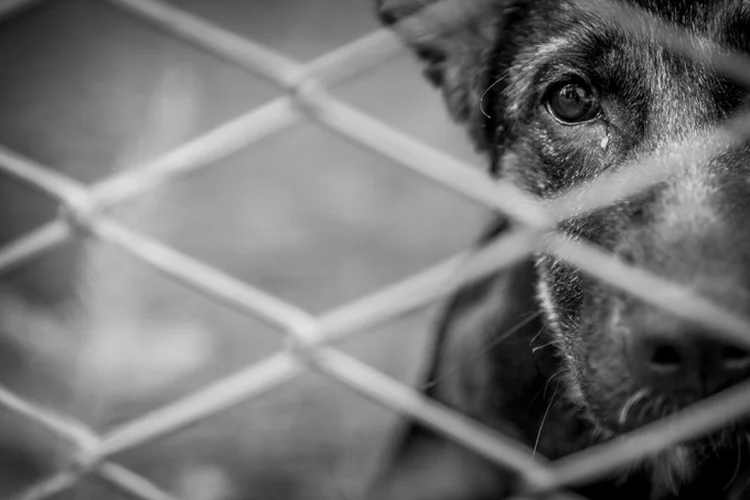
[{"left": 2, "top": 0, "right": 750, "bottom": 499}]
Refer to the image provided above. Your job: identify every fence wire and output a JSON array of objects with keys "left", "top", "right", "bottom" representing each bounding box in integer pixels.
[{"left": 1, "top": 0, "right": 750, "bottom": 499}]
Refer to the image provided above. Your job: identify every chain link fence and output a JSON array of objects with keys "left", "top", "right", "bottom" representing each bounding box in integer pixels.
[{"left": 2, "top": 0, "right": 750, "bottom": 498}]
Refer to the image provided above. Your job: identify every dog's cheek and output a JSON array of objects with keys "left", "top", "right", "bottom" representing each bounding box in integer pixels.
[
  {"left": 533, "top": 257, "right": 589, "bottom": 401},
  {"left": 534, "top": 255, "right": 583, "bottom": 332},
  {"left": 508, "top": 119, "right": 611, "bottom": 197},
  {"left": 543, "top": 123, "right": 612, "bottom": 192},
  {"left": 535, "top": 258, "right": 638, "bottom": 423}
]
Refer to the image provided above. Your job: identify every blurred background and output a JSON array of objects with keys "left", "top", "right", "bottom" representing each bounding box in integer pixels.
[{"left": 0, "top": 0, "right": 492, "bottom": 498}]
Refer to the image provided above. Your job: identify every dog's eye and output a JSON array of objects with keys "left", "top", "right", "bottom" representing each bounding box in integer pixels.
[{"left": 545, "top": 80, "right": 600, "bottom": 124}]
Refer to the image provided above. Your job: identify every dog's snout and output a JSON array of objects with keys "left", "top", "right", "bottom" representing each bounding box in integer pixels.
[
  {"left": 629, "top": 329, "right": 750, "bottom": 397},
  {"left": 609, "top": 154, "right": 750, "bottom": 397}
]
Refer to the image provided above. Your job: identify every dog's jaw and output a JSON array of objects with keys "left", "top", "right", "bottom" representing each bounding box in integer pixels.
[
  {"left": 533, "top": 255, "right": 587, "bottom": 399},
  {"left": 534, "top": 254, "right": 701, "bottom": 498}
]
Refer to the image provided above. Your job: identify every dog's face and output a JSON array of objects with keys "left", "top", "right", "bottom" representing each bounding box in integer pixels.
[
  {"left": 501, "top": 0, "right": 750, "bottom": 437},
  {"left": 379, "top": 0, "right": 750, "bottom": 491}
]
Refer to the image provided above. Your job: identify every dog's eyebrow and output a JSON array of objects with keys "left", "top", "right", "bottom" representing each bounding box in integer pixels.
[
  {"left": 566, "top": 0, "right": 631, "bottom": 32},
  {"left": 525, "top": 29, "right": 614, "bottom": 74},
  {"left": 567, "top": 0, "right": 690, "bottom": 43},
  {"left": 531, "top": 37, "right": 579, "bottom": 60},
  {"left": 567, "top": 0, "right": 750, "bottom": 72}
]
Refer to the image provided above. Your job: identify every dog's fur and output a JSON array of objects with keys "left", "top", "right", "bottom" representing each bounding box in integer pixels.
[{"left": 369, "top": 1, "right": 750, "bottom": 499}]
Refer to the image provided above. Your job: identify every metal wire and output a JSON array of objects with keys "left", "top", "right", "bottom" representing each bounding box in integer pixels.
[{"left": 1, "top": 0, "right": 750, "bottom": 499}]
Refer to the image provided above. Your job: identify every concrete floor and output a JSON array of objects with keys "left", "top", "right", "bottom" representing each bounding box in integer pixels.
[{"left": 0, "top": 0, "right": 491, "bottom": 498}]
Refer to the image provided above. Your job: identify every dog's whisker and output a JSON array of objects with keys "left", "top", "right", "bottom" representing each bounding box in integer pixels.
[
  {"left": 636, "top": 397, "right": 656, "bottom": 423},
  {"left": 420, "top": 310, "right": 542, "bottom": 390},
  {"left": 532, "top": 385, "right": 562, "bottom": 460},
  {"left": 651, "top": 394, "right": 663, "bottom": 419},
  {"left": 714, "top": 440, "right": 723, "bottom": 460},
  {"left": 618, "top": 387, "right": 650, "bottom": 425},
  {"left": 559, "top": 337, "right": 576, "bottom": 355},
  {"left": 485, "top": 310, "right": 542, "bottom": 346},
  {"left": 529, "top": 367, "right": 569, "bottom": 405},
  {"left": 656, "top": 394, "right": 670, "bottom": 419},
  {"left": 479, "top": 74, "right": 508, "bottom": 119},
  {"left": 529, "top": 318, "right": 561, "bottom": 348},
  {"left": 528, "top": 324, "right": 548, "bottom": 348},
  {"left": 542, "top": 368, "right": 568, "bottom": 399},
  {"left": 531, "top": 339, "right": 560, "bottom": 353},
  {"left": 739, "top": 436, "right": 750, "bottom": 495},
  {"left": 723, "top": 434, "right": 743, "bottom": 491}
]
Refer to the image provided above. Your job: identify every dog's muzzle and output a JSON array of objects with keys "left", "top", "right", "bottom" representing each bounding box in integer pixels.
[{"left": 607, "top": 149, "right": 750, "bottom": 401}]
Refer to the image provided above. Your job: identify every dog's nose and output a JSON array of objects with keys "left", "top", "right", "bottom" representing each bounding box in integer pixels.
[{"left": 629, "top": 332, "right": 750, "bottom": 397}]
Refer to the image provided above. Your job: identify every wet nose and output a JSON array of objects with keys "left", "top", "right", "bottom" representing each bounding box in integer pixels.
[{"left": 630, "top": 332, "right": 750, "bottom": 396}]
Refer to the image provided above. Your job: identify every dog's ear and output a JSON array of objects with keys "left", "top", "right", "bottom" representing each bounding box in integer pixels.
[
  {"left": 376, "top": 0, "right": 498, "bottom": 149},
  {"left": 375, "top": 0, "right": 530, "bottom": 173},
  {"left": 367, "top": 424, "right": 509, "bottom": 500}
]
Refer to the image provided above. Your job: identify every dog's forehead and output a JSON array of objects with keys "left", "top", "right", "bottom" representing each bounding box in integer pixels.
[
  {"left": 556, "top": 0, "right": 750, "bottom": 42},
  {"left": 522, "top": 0, "right": 750, "bottom": 81},
  {"left": 623, "top": 0, "right": 740, "bottom": 24}
]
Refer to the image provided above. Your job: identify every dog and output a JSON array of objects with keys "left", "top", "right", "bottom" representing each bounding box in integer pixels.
[{"left": 368, "top": 1, "right": 750, "bottom": 499}]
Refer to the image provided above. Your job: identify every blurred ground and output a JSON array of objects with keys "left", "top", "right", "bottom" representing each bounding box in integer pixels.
[{"left": 0, "top": 0, "right": 491, "bottom": 498}]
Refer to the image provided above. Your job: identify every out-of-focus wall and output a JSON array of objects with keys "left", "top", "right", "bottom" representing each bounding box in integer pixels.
[{"left": 0, "top": 0, "right": 491, "bottom": 498}]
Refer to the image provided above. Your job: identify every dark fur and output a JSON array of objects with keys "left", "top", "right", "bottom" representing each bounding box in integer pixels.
[{"left": 369, "top": 1, "right": 750, "bottom": 499}]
